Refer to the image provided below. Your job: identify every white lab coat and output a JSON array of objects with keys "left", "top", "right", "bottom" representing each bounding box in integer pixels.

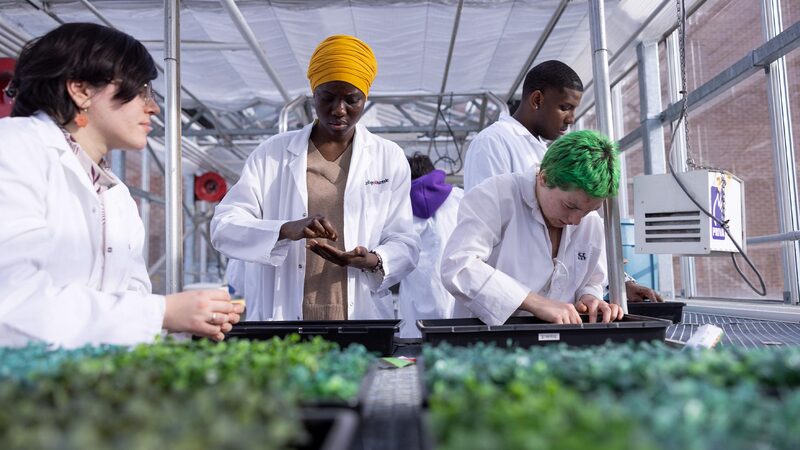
[
  {"left": 0, "top": 113, "right": 164, "bottom": 348},
  {"left": 398, "top": 187, "right": 463, "bottom": 338},
  {"left": 441, "top": 169, "right": 606, "bottom": 326},
  {"left": 210, "top": 123, "right": 420, "bottom": 321},
  {"left": 463, "top": 112, "right": 547, "bottom": 191}
]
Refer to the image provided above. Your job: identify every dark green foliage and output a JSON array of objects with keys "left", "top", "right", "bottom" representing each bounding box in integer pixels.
[
  {"left": 0, "top": 336, "right": 374, "bottom": 450},
  {"left": 424, "top": 342, "right": 800, "bottom": 450}
]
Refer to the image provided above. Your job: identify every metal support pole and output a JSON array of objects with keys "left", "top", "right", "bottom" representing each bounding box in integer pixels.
[
  {"left": 589, "top": 0, "right": 628, "bottom": 312},
  {"left": 428, "top": 0, "right": 464, "bottom": 149},
  {"left": 278, "top": 95, "right": 308, "bottom": 133},
  {"left": 140, "top": 146, "right": 151, "bottom": 264},
  {"left": 637, "top": 41, "right": 675, "bottom": 300},
  {"left": 761, "top": 0, "right": 800, "bottom": 304},
  {"left": 164, "top": 0, "right": 183, "bottom": 294},
  {"left": 610, "top": 84, "right": 629, "bottom": 219},
  {"left": 199, "top": 201, "right": 209, "bottom": 282},
  {"left": 504, "top": 0, "right": 570, "bottom": 102},
  {"left": 184, "top": 175, "right": 196, "bottom": 286},
  {"left": 220, "top": 0, "right": 290, "bottom": 102},
  {"left": 666, "top": 31, "right": 696, "bottom": 298}
]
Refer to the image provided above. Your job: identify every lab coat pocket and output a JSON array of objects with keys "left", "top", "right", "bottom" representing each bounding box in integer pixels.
[
  {"left": 569, "top": 245, "right": 600, "bottom": 289},
  {"left": 372, "top": 289, "right": 396, "bottom": 320}
]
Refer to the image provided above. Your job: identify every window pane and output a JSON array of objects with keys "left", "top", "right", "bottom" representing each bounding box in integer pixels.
[
  {"left": 684, "top": 71, "right": 782, "bottom": 300},
  {"left": 685, "top": 0, "right": 765, "bottom": 90},
  {"left": 619, "top": 68, "right": 640, "bottom": 135}
]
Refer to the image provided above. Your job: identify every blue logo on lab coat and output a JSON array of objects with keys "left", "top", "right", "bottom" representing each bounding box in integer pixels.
[{"left": 711, "top": 186, "right": 725, "bottom": 241}]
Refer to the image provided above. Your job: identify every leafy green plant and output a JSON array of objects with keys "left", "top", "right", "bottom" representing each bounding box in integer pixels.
[
  {"left": 424, "top": 342, "right": 800, "bottom": 450},
  {"left": 0, "top": 336, "right": 375, "bottom": 449}
]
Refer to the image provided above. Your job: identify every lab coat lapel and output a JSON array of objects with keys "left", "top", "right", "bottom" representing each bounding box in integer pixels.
[
  {"left": 286, "top": 123, "right": 314, "bottom": 210},
  {"left": 35, "top": 113, "right": 99, "bottom": 199},
  {"left": 343, "top": 124, "right": 373, "bottom": 251}
]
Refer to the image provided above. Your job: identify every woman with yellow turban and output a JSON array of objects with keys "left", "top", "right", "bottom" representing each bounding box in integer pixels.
[{"left": 211, "top": 35, "right": 420, "bottom": 321}]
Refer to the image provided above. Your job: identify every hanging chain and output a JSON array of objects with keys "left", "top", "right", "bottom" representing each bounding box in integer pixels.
[
  {"left": 676, "top": 0, "right": 694, "bottom": 169},
  {"left": 676, "top": 0, "right": 730, "bottom": 226}
]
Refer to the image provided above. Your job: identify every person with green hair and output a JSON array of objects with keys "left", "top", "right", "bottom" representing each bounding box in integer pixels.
[{"left": 441, "top": 130, "right": 624, "bottom": 325}]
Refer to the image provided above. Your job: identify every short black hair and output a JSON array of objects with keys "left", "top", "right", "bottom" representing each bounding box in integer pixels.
[
  {"left": 407, "top": 153, "right": 435, "bottom": 180},
  {"left": 9, "top": 22, "right": 157, "bottom": 125},
  {"left": 521, "top": 60, "right": 583, "bottom": 99}
]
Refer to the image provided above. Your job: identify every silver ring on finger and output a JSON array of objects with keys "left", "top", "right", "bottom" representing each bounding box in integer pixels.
[{"left": 211, "top": 312, "right": 217, "bottom": 323}]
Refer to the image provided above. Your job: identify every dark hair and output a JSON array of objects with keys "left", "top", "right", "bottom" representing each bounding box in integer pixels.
[
  {"left": 407, "top": 153, "right": 435, "bottom": 180},
  {"left": 8, "top": 23, "right": 157, "bottom": 125},
  {"left": 521, "top": 60, "right": 583, "bottom": 99}
]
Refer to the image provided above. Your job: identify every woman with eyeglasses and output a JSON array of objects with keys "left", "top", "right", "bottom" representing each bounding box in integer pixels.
[
  {"left": 211, "top": 35, "right": 419, "bottom": 321},
  {"left": 441, "top": 130, "right": 624, "bottom": 326},
  {"left": 0, "top": 23, "right": 243, "bottom": 348}
]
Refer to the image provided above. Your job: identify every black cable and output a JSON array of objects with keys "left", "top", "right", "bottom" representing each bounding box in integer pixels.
[{"left": 665, "top": 0, "right": 766, "bottom": 296}]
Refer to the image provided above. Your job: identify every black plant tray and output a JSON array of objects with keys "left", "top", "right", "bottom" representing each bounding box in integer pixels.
[
  {"left": 295, "top": 408, "right": 359, "bottom": 450},
  {"left": 417, "top": 314, "right": 670, "bottom": 348},
  {"left": 226, "top": 320, "right": 400, "bottom": 356},
  {"left": 627, "top": 301, "right": 686, "bottom": 324}
]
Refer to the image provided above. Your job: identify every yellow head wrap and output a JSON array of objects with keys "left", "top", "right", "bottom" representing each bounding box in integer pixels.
[{"left": 307, "top": 35, "right": 378, "bottom": 97}]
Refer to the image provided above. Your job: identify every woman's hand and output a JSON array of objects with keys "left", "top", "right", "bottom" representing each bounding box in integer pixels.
[
  {"left": 574, "top": 295, "right": 624, "bottom": 323},
  {"left": 306, "top": 241, "right": 378, "bottom": 270},
  {"left": 163, "top": 290, "right": 245, "bottom": 341},
  {"left": 520, "top": 292, "right": 582, "bottom": 324},
  {"left": 279, "top": 214, "right": 338, "bottom": 241}
]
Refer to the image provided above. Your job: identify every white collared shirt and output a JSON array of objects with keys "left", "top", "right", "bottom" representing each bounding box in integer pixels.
[
  {"left": 463, "top": 112, "right": 547, "bottom": 191},
  {"left": 440, "top": 169, "right": 606, "bottom": 326}
]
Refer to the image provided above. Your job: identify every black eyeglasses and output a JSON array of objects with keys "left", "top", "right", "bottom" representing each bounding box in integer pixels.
[{"left": 107, "top": 79, "right": 156, "bottom": 104}]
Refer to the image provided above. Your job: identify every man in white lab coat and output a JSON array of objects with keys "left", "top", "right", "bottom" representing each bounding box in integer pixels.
[
  {"left": 463, "top": 60, "right": 583, "bottom": 191},
  {"left": 442, "top": 130, "right": 624, "bottom": 326},
  {"left": 211, "top": 35, "right": 419, "bottom": 321},
  {"left": 463, "top": 60, "right": 662, "bottom": 303}
]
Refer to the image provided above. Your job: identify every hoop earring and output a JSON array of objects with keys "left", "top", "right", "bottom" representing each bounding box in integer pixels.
[{"left": 75, "top": 108, "right": 89, "bottom": 128}]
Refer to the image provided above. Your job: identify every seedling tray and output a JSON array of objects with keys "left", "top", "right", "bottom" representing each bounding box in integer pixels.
[
  {"left": 227, "top": 320, "right": 400, "bottom": 356},
  {"left": 417, "top": 314, "right": 670, "bottom": 348},
  {"left": 627, "top": 301, "right": 686, "bottom": 324},
  {"left": 303, "top": 363, "right": 377, "bottom": 411},
  {"left": 295, "top": 408, "right": 359, "bottom": 450}
]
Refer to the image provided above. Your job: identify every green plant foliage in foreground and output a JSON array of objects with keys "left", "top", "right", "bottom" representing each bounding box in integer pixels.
[
  {"left": 0, "top": 336, "right": 375, "bottom": 449},
  {"left": 424, "top": 342, "right": 800, "bottom": 450}
]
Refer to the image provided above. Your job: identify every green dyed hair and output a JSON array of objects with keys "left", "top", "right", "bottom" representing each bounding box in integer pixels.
[{"left": 540, "top": 130, "right": 620, "bottom": 198}]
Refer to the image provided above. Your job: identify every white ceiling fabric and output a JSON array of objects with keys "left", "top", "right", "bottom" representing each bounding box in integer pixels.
[{"left": 0, "top": 0, "right": 692, "bottom": 111}]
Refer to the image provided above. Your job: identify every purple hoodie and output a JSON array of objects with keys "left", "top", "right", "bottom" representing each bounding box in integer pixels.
[{"left": 410, "top": 169, "right": 453, "bottom": 219}]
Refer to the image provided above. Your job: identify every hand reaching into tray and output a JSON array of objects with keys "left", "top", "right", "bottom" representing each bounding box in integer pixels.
[
  {"left": 520, "top": 292, "right": 624, "bottom": 324},
  {"left": 521, "top": 293, "right": 583, "bottom": 324},
  {"left": 575, "top": 295, "right": 624, "bottom": 323},
  {"left": 625, "top": 281, "right": 663, "bottom": 303}
]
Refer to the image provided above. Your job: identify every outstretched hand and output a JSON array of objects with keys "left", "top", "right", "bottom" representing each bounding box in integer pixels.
[
  {"left": 625, "top": 281, "right": 663, "bottom": 302},
  {"left": 279, "top": 214, "right": 338, "bottom": 241},
  {"left": 306, "top": 241, "right": 377, "bottom": 270}
]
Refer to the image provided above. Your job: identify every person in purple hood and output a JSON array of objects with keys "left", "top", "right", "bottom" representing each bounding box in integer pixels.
[{"left": 397, "top": 154, "right": 464, "bottom": 338}]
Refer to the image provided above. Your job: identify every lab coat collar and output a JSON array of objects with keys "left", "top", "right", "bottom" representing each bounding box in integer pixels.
[
  {"left": 521, "top": 167, "right": 575, "bottom": 256},
  {"left": 498, "top": 112, "right": 544, "bottom": 143},
  {"left": 286, "top": 122, "right": 375, "bottom": 156},
  {"left": 286, "top": 122, "right": 315, "bottom": 156},
  {"left": 520, "top": 167, "right": 543, "bottom": 224},
  {"left": 35, "top": 112, "right": 107, "bottom": 197}
]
